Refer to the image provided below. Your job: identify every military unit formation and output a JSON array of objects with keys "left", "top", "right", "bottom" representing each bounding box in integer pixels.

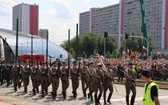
[{"left": 0, "top": 56, "right": 137, "bottom": 105}]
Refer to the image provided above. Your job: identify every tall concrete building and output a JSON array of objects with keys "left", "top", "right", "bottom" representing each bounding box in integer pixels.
[
  {"left": 79, "top": 0, "right": 168, "bottom": 51},
  {"left": 13, "top": 3, "right": 39, "bottom": 35}
]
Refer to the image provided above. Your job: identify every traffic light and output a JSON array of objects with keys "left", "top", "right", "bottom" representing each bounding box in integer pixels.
[
  {"left": 125, "top": 33, "right": 129, "bottom": 39},
  {"left": 104, "top": 32, "right": 108, "bottom": 38}
]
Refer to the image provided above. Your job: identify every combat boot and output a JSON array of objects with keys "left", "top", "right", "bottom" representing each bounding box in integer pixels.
[
  {"left": 14, "top": 87, "right": 17, "bottom": 92},
  {"left": 107, "top": 92, "right": 112, "bottom": 104},
  {"left": 24, "top": 87, "right": 27, "bottom": 93},
  {"left": 42, "top": 91, "right": 44, "bottom": 97},
  {"left": 126, "top": 96, "right": 129, "bottom": 105},
  {"left": 32, "top": 89, "right": 36, "bottom": 95},
  {"left": 36, "top": 87, "right": 39, "bottom": 93}
]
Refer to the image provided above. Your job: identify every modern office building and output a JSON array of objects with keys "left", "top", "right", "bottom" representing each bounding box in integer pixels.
[
  {"left": 79, "top": 0, "right": 168, "bottom": 51},
  {"left": 13, "top": 3, "right": 39, "bottom": 35},
  {"left": 0, "top": 28, "right": 68, "bottom": 61}
]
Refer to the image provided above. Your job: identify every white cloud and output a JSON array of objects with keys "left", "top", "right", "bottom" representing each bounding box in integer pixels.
[
  {"left": 50, "top": 0, "right": 78, "bottom": 22},
  {"left": 0, "top": 0, "right": 17, "bottom": 14},
  {"left": 82, "top": 0, "right": 91, "bottom": 5}
]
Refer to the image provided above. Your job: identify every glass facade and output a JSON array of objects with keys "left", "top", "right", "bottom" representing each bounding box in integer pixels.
[{"left": 0, "top": 28, "right": 68, "bottom": 61}]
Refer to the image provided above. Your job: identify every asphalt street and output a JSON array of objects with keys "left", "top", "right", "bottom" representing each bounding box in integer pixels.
[{"left": 0, "top": 80, "right": 168, "bottom": 105}]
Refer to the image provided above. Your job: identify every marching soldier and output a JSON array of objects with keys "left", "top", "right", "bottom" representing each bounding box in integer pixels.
[
  {"left": 59, "top": 61, "right": 69, "bottom": 99},
  {"left": 4, "top": 61, "right": 12, "bottom": 87},
  {"left": 125, "top": 63, "right": 137, "bottom": 105},
  {"left": 70, "top": 61, "right": 80, "bottom": 98},
  {"left": 30, "top": 62, "right": 39, "bottom": 95},
  {"left": 38, "top": 63, "right": 48, "bottom": 97},
  {"left": 21, "top": 62, "right": 30, "bottom": 93},
  {"left": 80, "top": 61, "right": 88, "bottom": 97},
  {"left": 87, "top": 61, "right": 95, "bottom": 101},
  {"left": 0, "top": 61, "right": 5, "bottom": 86},
  {"left": 103, "top": 63, "right": 114, "bottom": 104},
  {"left": 12, "top": 61, "right": 20, "bottom": 92},
  {"left": 93, "top": 63, "right": 104, "bottom": 105},
  {"left": 49, "top": 62, "right": 59, "bottom": 99}
]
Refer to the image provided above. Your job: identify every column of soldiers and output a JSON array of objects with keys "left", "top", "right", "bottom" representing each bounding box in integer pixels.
[{"left": 0, "top": 59, "right": 137, "bottom": 105}]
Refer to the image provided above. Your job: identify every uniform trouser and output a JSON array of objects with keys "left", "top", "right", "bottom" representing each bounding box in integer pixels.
[
  {"left": 40, "top": 79, "right": 47, "bottom": 92},
  {"left": 104, "top": 84, "right": 113, "bottom": 104},
  {"left": 31, "top": 78, "right": 37, "bottom": 89},
  {"left": 94, "top": 84, "right": 103, "bottom": 105},
  {"left": 71, "top": 78, "right": 79, "bottom": 96},
  {"left": 81, "top": 78, "right": 87, "bottom": 96},
  {"left": 51, "top": 80, "right": 59, "bottom": 95},
  {"left": 13, "top": 77, "right": 19, "bottom": 89},
  {"left": 125, "top": 84, "right": 136, "bottom": 105},
  {"left": 61, "top": 79, "right": 69, "bottom": 98},
  {"left": 87, "top": 81, "right": 93, "bottom": 101},
  {"left": 23, "top": 78, "right": 29, "bottom": 88}
]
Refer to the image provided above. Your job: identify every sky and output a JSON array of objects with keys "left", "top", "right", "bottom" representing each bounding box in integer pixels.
[{"left": 0, "top": 0, "right": 120, "bottom": 45}]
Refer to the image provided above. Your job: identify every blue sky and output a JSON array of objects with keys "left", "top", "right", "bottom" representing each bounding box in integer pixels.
[{"left": 0, "top": 0, "right": 120, "bottom": 45}]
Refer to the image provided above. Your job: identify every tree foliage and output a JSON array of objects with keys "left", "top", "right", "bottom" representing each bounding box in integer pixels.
[{"left": 60, "top": 33, "right": 116, "bottom": 58}]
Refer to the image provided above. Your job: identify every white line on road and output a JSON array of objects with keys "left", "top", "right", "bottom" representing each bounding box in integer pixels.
[{"left": 110, "top": 96, "right": 168, "bottom": 102}]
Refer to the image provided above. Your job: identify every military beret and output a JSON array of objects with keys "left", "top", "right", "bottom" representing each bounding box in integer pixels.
[
  {"left": 128, "top": 63, "right": 133, "bottom": 65},
  {"left": 83, "top": 61, "right": 86, "bottom": 63},
  {"left": 140, "top": 70, "right": 151, "bottom": 78},
  {"left": 62, "top": 61, "right": 67, "bottom": 64},
  {"left": 73, "top": 61, "right": 77, "bottom": 63},
  {"left": 89, "top": 62, "right": 93, "bottom": 64},
  {"left": 107, "top": 63, "right": 111, "bottom": 66}
]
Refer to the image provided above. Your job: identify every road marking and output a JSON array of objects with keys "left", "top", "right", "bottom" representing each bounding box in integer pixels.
[{"left": 109, "top": 96, "right": 168, "bottom": 102}]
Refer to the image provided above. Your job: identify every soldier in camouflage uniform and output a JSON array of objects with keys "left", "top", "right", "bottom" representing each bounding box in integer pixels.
[
  {"left": 49, "top": 62, "right": 59, "bottom": 99},
  {"left": 0, "top": 61, "right": 5, "bottom": 86},
  {"left": 12, "top": 61, "right": 20, "bottom": 92},
  {"left": 59, "top": 61, "right": 69, "bottom": 99},
  {"left": 103, "top": 63, "right": 114, "bottom": 104},
  {"left": 70, "top": 61, "right": 80, "bottom": 98},
  {"left": 5, "top": 61, "right": 12, "bottom": 87},
  {"left": 38, "top": 63, "right": 48, "bottom": 97},
  {"left": 80, "top": 61, "right": 88, "bottom": 97},
  {"left": 93, "top": 63, "right": 104, "bottom": 105},
  {"left": 30, "top": 62, "right": 39, "bottom": 95},
  {"left": 21, "top": 62, "right": 30, "bottom": 93},
  {"left": 86, "top": 62, "right": 95, "bottom": 101},
  {"left": 125, "top": 63, "right": 137, "bottom": 105}
]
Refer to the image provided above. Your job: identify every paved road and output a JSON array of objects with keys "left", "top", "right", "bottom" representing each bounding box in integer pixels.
[{"left": 0, "top": 80, "right": 168, "bottom": 105}]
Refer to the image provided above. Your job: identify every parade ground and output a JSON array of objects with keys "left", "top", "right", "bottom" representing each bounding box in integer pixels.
[{"left": 0, "top": 80, "right": 168, "bottom": 105}]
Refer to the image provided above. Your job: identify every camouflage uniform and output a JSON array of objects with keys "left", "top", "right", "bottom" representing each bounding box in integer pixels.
[
  {"left": 93, "top": 63, "right": 104, "bottom": 105},
  {"left": 0, "top": 62, "right": 5, "bottom": 86},
  {"left": 59, "top": 62, "right": 69, "bottom": 99},
  {"left": 80, "top": 61, "right": 88, "bottom": 97},
  {"left": 103, "top": 64, "right": 114, "bottom": 104},
  {"left": 30, "top": 62, "right": 39, "bottom": 95},
  {"left": 86, "top": 62, "right": 95, "bottom": 101},
  {"left": 49, "top": 63, "right": 59, "bottom": 99},
  {"left": 70, "top": 61, "right": 80, "bottom": 98},
  {"left": 4, "top": 61, "right": 12, "bottom": 87},
  {"left": 38, "top": 63, "right": 48, "bottom": 97},
  {"left": 125, "top": 63, "right": 137, "bottom": 105},
  {"left": 12, "top": 62, "right": 20, "bottom": 92},
  {"left": 21, "top": 62, "right": 30, "bottom": 93}
]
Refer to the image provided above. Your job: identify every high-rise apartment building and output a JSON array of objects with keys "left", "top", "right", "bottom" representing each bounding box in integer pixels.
[
  {"left": 79, "top": 0, "right": 168, "bottom": 51},
  {"left": 13, "top": 3, "right": 39, "bottom": 35}
]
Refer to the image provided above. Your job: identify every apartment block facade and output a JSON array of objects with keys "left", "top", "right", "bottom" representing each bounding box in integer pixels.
[
  {"left": 79, "top": 0, "right": 168, "bottom": 51},
  {"left": 13, "top": 3, "right": 39, "bottom": 35}
]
